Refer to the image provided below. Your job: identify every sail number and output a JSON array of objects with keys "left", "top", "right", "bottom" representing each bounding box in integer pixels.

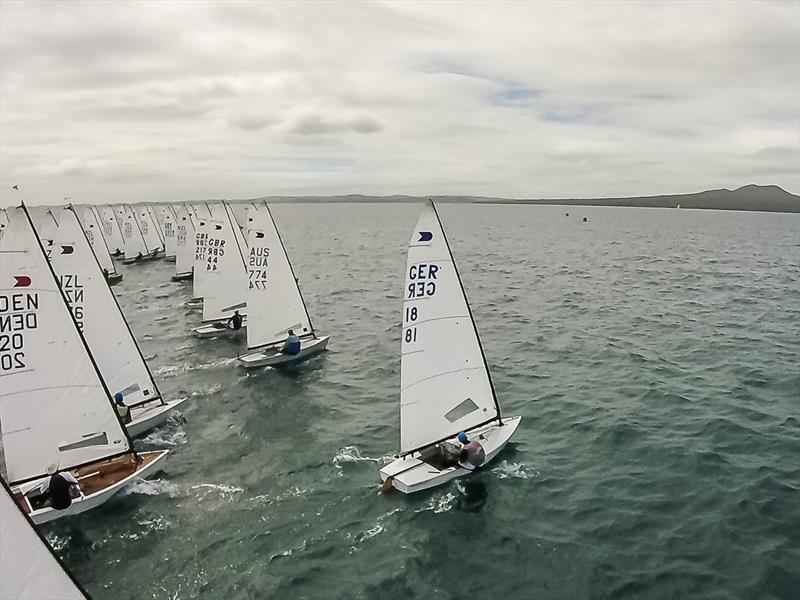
[
  {"left": 248, "top": 246, "right": 270, "bottom": 290},
  {"left": 404, "top": 306, "right": 418, "bottom": 343},
  {"left": 0, "top": 292, "right": 38, "bottom": 372},
  {"left": 407, "top": 263, "right": 438, "bottom": 299}
]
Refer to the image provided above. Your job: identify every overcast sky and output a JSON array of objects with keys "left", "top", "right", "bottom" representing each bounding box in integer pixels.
[{"left": 1, "top": 0, "right": 798, "bottom": 206}]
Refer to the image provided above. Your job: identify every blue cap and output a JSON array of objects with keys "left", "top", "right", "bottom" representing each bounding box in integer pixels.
[
  {"left": 114, "top": 392, "right": 124, "bottom": 403},
  {"left": 457, "top": 432, "right": 468, "bottom": 444}
]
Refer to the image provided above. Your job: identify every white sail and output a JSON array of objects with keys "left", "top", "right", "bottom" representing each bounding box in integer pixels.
[
  {"left": 81, "top": 206, "right": 117, "bottom": 275},
  {"left": 200, "top": 202, "right": 247, "bottom": 322},
  {"left": 160, "top": 205, "right": 177, "bottom": 258},
  {"left": 228, "top": 203, "right": 249, "bottom": 255},
  {"left": 0, "top": 480, "right": 88, "bottom": 600},
  {"left": 99, "top": 206, "right": 124, "bottom": 255},
  {"left": 191, "top": 203, "right": 211, "bottom": 219},
  {"left": 192, "top": 216, "right": 211, "bottom": 299},
  {"left": 0, "top": 206, "right": 132, "bottom": 485},
  {"left": 138, "top": 206, "right": 162, "bottom": 253},
  {"left": 399, "top": 202, "right": 499, "bottom": 454},
  {"left": 246, "top": 203, "right": 313, "bottom": 348},
  {"left": 174, "top": 205, "right": 195, "bottom": 276},
  {"left": 51, "top": 207, "right": 161, "bottom": 407},
  {"left": 122, "top": 205, "right": 148, "bottom": 259},
  {"left": 0, "top": 208, "right": 8, "bottom": 240},
  {"left": 28, "top": 208, "right": 59, "bottom": 260}
]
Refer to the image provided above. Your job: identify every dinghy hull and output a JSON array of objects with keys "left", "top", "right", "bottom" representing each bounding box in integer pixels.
[
  {"left": 172, "top": 271, "right": 193, "bottom": 282},
  {"left": 184, "top": 297, "right": 203, "bottom": 310},
  {"left": 127, "top": 397, "right": 188, "bottom": 437},
  {"left": 380, "top": 415, "right": 521, "bottom": 494},
  {"left": 105, "top": 273, "right": 123, "bottom": 286},
  {"left": 238, "top": 335, "right": 329, "bottom": 368},
  {"left": 192, "top": 320, "right": 247, "bottom": 339},
  {"left": 19, "top": 450, "right": 169, "bottom": 524},
  {"left": 122, "top": 250, "right": 161, "bottom": 265}
]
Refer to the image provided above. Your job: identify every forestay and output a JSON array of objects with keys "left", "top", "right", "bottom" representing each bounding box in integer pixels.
[
  {"left": 99, "top": 206, "right": 125, "bottom": 255},
  {"left": 399, "top": 202, "right": 500, "bottom": 455},
  {"left": 122, "top": 205, "right": 148, "bottom": 259},
  {"left": 246, "top": 203, "right": 313, "bottom": 348},
  {"left": 0, "top": 480, "right": 88, "bottom": 599},
  {"left": 51, "top": 207, "right": 161, "bottom": 408},
  {"left": 0, "top": 206, "right": 131, "bottom": 485},
  {"left": 201, "top": 202, "right": 247, "bottom": 322},
  {"left": 174, "top": 205, "right": 195, "bottom": 276},
  {"left": 81, "top": 206, "right": 117, "bottom": 275}
]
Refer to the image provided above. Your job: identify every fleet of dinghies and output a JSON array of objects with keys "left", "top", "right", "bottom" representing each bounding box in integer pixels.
[{"left": 0, "top": 197, "right": 520, "bottom": 576}]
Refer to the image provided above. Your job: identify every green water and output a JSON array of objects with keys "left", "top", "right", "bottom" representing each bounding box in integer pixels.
[{"left": 44, "top": 204, "right": 799, "bottom": 600}]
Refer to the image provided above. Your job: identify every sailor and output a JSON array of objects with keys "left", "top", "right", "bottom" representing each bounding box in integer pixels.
[
  {"left": 114, "top": 392, "right": 132, "bottom": 424},
  {"left": 228, "top": 310, "right": 243, "bottom": 330},
  {"left": 281, "top": 329, "right": 301, "bottom": 355},
  {"left": 40, "top": 466, "right": 83, "bottom": 510},
  {"left": 457, "top": 431, "right": 486, "bottom": 471}
]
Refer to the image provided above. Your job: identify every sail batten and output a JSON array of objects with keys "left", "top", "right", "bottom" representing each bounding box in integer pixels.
[{"left": 399, "top": 202, "right": 499, "bottom": 455}]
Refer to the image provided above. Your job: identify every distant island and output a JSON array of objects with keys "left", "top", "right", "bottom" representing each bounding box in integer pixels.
[{"left": 251, "top": 184, "right": 799, "bottom": 213}]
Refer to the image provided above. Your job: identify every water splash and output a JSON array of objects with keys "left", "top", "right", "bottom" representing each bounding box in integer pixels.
[
  {"left": 494, "top": 460, "right": 535, "bottom": 480},
  {"left": 123, "top": 478, "right": 181, "bottom": 498}
]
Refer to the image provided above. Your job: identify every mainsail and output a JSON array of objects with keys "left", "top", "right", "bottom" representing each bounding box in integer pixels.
[
  {"left": 99, "top": 206, "right": 125, "bottom": 255},
  {"left": 122, "top": 205, "right": 148, "bottom": 259},
  {"left": 200, "top": 202, "right": 247, "bottom": 322},
  {"left": 51, "top": 207, "right": 161, "bottom": 408},
  {"left": 174, "top": 204, "right": 196, "bottom": 276},
  {"left": 138, "top": 206, "right": 162, "bottom": 253},
  {"left": 246, "top": 202, "right": 314, "bottom": 349},
  {"left": 160, "top": 205, "right": 177, "bottom": 258},
  {"left": 399, "top": 202, "right": 500, "bottom": 455},
  {"left": 0, "top": 206, "right": 132, "bottom": 485},
  {"left": 0, "top": 479, "right": 89, "bottom": 599},
  {"left": 81, "top": 206, "right": 117, "bottom": 276}
]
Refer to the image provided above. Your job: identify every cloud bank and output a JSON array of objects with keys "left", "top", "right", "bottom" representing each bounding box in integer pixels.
[{"left": 1, "top": 0, "right": 798, "bottom": 205}]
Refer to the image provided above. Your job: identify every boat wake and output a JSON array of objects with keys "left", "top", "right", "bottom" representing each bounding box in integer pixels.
[
  {"left": 190, "top": 483, "right": 244, "bottom": 501},
  {"left": 123, "top": 478, "right": 181, "bottom": 498},
  {"left": 494, "top": 460, "right": 536, "bottom": 480}
]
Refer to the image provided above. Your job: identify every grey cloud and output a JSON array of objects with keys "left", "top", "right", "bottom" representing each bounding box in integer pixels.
[{"left": 289, "top": 113, "right": 383, "bottom": 136}]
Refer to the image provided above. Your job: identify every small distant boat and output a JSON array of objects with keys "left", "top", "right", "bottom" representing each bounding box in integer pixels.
[
  {"left": 191, "top": 202, "right": 248, "bottom": 338},
  {"left": 51, "top": 206, "right": 187, "bottom": 436},
  {"left": 158, "top": 204, "right": 178, "bottom": 262},
  {"left": 379, "top": 201, "right": 521, "bottom": 494},
  {"left": 122, "top": 205, "right": 160, "bottom": 264},
  {"left": 99, "top": 205, "right": 125, "bottom": 258},
  {"left": 80, "top": 205, "right": 123, "bottom": 286},
  {"left": 238, "top": 202, "right": 328, "bottom": 368},
  {"left": 1, "top": 478, "right": 90, "bottom": 599},
  {"left": 0, "top": 205, "right": 169, "bottom": 524},
  {"left": 676, "top": 203, "right": 681, "bottom": 209},
  {"left": 172, "top": 204, "right": 195, "bottom": 281}
]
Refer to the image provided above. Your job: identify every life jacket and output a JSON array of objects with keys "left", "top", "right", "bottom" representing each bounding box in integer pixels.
[
  {"left": 117, "top": 404, "right": 131, "bottom": 424},
  {"left": 49, "top": 474, "right": 72, "bottom": 510},
  {"left": 284, "top": 335, "right": 301, "bottom": 355}
]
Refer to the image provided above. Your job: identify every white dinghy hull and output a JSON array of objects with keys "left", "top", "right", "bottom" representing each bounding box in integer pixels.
[
  {"left": 127, "top": 398, "right": 189, "bottom": 437},
  {"left": 239, "top": 335, "right": 329, "bottom": 368},
  {"left": 184, "top": 298, "right": 203, "bottom": 310},
  {"left": 192, "top": 319, "right": 247, "bottom": 339},
  {"left": 22, "top": 450, "right": 169, "bottom": 524},
  {"left": 380, "top": 415, "right": 521, "bottom": 494}
]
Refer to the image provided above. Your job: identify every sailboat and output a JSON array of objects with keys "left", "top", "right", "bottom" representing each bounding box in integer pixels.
[
  {"left": 184, "top": 211, "right": 209, "bottom": 309},
  {"left": 172, "top": 204, "right": 195, "bottom": 282},
  {"left": 28, "top": 207, "right": 59, "bottom": 260},
  {"left": 1, "top": 479, "right": 90, "bottom": 599},
  {"left": 191, "top": 202, "right": 248, "bottom": 338},
  {"left": 51, "top": 206, "right": 188, "bottom": 436},
  {"left": 99, "top": 205, "right": 125, "bottom": 258},
  {"left": 159, "top": 205, "right": 178, "bottom": 262},
  {"left": 0, "top": 205, "right": 168, "bottom": 524},
  {"left": 238, "top": 202, "right": 328, "bottom": 367},
  {"left": 139, "top": 206, "right": 164, "bottom": 257},
  {"left": 122, "top": 205, "right": 158, "bottom": 264},
  {"left": 80, "top": 206, "right": 123, "bottom": 285},
  {"left": 379, "top": 202, "right": 521, "bottom": 494}
]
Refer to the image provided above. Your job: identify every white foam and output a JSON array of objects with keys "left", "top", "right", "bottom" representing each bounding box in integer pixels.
[
  {"left": 494, "top": 460, "right": 535, "bottom": 480},
  {"left": 123, "top": 478, "right": 181, "bottom": 498},
  {"left": 190, "top": 483, "right": 244, "bottom": 501}
]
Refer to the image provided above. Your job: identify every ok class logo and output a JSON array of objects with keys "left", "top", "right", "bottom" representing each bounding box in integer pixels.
[
  {"left": 418, "top": 231, "right": 433, "bottom": 242},
  {"left": 13, "top": 275, "right": 31, "bottom": 287}
]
